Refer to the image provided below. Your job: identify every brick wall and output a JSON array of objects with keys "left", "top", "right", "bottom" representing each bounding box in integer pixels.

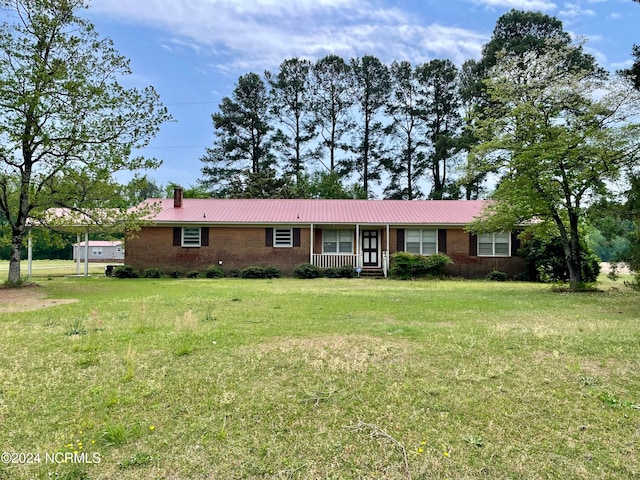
[
  {"left": 126, "top": 225, "right": 525, "bottom": 278},
  {"left": 126, "top": 226, "right": 310, "bottom": 275},
  {"left": 443, "top": 229, "right": 526, "bottom": 278}
]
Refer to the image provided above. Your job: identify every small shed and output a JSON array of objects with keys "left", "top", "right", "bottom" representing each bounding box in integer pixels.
[{"left": 73, "top": 240, "right": 124, "bottom": 263}]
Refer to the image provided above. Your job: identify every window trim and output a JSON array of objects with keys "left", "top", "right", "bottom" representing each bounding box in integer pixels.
[
  {"left": 477, "top": 232, "right": 511, "bottom": 257},
  {"left": 322, "top": 229, "right": 354, "bottom": 254},
  {"left": 404, "top": 229, "right": 438, "bottom": 255},
  {"left": 182, "top": 227, "right": 202, "bottom": 247},
  {"left": 273, "top": 228, "right": 293, "bottom": 248}
]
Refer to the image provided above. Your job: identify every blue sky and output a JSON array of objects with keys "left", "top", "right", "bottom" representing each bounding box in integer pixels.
[{"left": 83, "top": 0, "right": 639, "bottom": 189}]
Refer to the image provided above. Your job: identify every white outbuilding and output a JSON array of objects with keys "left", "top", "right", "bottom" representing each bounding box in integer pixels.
[{"left": 72, "top": 240, "right": 124, "bottom": 262}]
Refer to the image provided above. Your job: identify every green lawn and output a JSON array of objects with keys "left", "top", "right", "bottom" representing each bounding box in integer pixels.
[
  {"left": 0, "top": 276, "right": 638, "bottom": 479},
  {"left": 0, "top": 260, "right": 115, "bottom": 279}
]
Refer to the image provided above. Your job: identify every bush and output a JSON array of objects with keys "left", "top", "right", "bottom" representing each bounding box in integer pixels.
[
  {"left": 324, "top": 265, "right": 356, "bottom": 278},
  {"left": 294, "top": 263, "right": 321, "bottom": 279},
  {"left": 204, "top": 265, "right": 224, "bottom": 278},
  {"left": 486, "top": 269, "right": 508, "bottom": 281},
  {"left": 186, "top": 270, "right": 202, "bottom": 278},
  {"left": 390, "top": 252, "right": 453, "bottom": 280},
  {"left": 167, "top": 268, "right": 183, "bottom": 278},
  {"left": 143, "top": 268, "right": 163, "bottom": 278},
  {"left": 113, "top": 265, "right": 140, "bottom": 279},
  {"left": 520, "top": 233, "right": 601, "bottom": 283},
  {"left": 241, "top": 266, "right": 282, "bottom": 279}
]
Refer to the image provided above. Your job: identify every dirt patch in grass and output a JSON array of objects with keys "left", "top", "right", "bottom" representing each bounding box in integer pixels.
[{"left": 0, "top": 284, "right": 77, "bottom": 313}]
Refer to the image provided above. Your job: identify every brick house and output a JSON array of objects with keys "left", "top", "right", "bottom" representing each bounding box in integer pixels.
[{"left": 125, "top": 189, "right": 526, "bottom": 278}]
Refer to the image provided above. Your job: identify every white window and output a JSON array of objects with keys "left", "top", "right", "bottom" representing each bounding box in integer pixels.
[
  {"left": 323, "top": 229, "right": 353, "bottom": 254},
  {"left": 92, "top": 248, "right": 102, "bottom": 256},
  {"left": 405, "top": 229, "right": 437, "bottom": 255},
  {"left": 478, "top": 232, "right": 511, "bottom": 257},
  {"left": 274, "top": 228, "right": 293, "bottom": 247},
  {"left": 182, "top": 227, "right": 201, "bottom": 247}
]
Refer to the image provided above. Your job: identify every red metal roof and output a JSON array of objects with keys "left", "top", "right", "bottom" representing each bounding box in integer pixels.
[{"left": 140, "top": 199, "right": 488, "bottom": 226}]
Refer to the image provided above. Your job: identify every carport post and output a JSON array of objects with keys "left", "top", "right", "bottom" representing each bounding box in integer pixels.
[
  {"left": 84, "top": 232, "right": 89, "bottom": 276},
  {"left": 76, "top": 233, "right": 81, "bottom": 275}
]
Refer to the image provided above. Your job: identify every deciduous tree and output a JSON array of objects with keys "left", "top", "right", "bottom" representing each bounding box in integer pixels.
[
  {"left": 471, "top": 42, "right": 640, "bottom": 290},
  {"left": 0, "top": 0, "right": 170, "bottom": 283}
]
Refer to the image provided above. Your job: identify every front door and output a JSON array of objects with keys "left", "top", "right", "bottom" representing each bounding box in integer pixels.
[{"left": 362, "top": 230, "right": 379, "bottom": 267}]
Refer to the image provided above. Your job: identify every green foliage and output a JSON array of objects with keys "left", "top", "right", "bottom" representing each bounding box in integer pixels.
[
  {"left": 204, "top": 265, "right": 225, "bottom": 278},
  {"left": 486, "top": 269, "right": 508, "bottom": 281},
  {"left": 241, "top": 266, "right": 282, "bottom": 279},
  {"left": 390, "top": 252, "right": 453, "bottom": 279},
  {"left": 186, "top": 270, "right": 202, "bottom": 279},
  {"left": 200, "top": 72, "right": 275, "bottom": 197},
  {"left": 323, "top": 265, "right": 356, "bottom": 278},
  {"left": 143, "top": 268, "right": 163, "bottom": 278},
  {"left": 0, "top": 1, "right": 171, "bottom": 283},
  {"left": 166, "top": 268, "right": 183, "bottom": 278},
  {"left": 113, "top": 265, "right": 140, "bottom": 279},
  {"left": 469, "top": 35, "right": 638, "bottom": 289},
  {"left": 520, "top": 233, "right": 601, "bottom": 283},
  {"left": 293, "top": 263, "right": 322, "bottom": 279}
]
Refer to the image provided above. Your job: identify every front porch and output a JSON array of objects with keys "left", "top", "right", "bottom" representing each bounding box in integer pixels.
[
  {"left": 311, "top": 252, "right": 390, "bottom": 275},
  {"left": 308, "top": 224, "right": 391, "bottom": 277}
]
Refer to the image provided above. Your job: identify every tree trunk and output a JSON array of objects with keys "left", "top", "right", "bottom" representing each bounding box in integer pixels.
[
  {"left": 556, "top": 211, "right": 583, "bottom": 290},
  {"left": 8, "top": 227, "right": 24, "bottom": 284}
]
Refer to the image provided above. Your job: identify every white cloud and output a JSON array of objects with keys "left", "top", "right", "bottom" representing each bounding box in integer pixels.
[
  {"left": 468, "top": 0, "right": 557, "bottom": 10},
  {"left": 90, "top": 0, "right": 487, "bottom": 73},
  {"left": 559, "top": 3, "right": 596, "bottom": 18}
]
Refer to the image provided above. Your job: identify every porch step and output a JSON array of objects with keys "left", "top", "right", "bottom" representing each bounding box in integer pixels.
[{"left": 358, "top": 269, "right": 385, "bottom": 279}]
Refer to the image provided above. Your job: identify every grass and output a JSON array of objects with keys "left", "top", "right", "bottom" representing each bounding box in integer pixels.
[
  {"left": 0, "top": 274, "right": 639, "bottom": 479},
  {"left": 0, "top": 260, "right": 116, "bottom": 279}
]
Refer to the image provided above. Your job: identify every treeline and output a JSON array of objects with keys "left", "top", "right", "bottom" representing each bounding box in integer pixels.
[{"left": 200, "top": 53, "right": 476, "bottom": 200}]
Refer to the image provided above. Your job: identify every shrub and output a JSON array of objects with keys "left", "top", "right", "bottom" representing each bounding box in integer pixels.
[
  {"left": 520, "top": 233, "right": 601, "bottom": 283},
  {"left": 264, "top": 266, "right": 282, "bottom": 279},
  {"left": 486, "top": 269, "right": 508, "bottom": 281},
  {"left": 241, "top": 266, "right": 282, "bottom": 279},
  {"left": 143, "top": 268, "right": 163, "bottom": 278},
  {"left": 294, "top": 263, "right": 321, "bottom": 279},
  {"left": 324, "top": 265, "right": 356, "bottom": 278},
  {"left": 167, "top": 268, "right": 183, "bottom": 278},
  {"left": 390, "top": 252, "right": 452, "bottom": 280},
  {"left": 186, "top": 270, "right": 202, "bottom": 278},
  {"left": 423, "top": 253, "right": 453, "bottom": 275},
  {"left": 204, "top": 265, "right": 224, "bottom": 278},
  {"left": 113, "top": 265, "right": 140, "bottom": 278}
]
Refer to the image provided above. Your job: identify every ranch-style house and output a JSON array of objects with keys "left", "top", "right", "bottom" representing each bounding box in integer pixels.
[{"left": 125, "top": 188, "right": 525, "bottom": 278}]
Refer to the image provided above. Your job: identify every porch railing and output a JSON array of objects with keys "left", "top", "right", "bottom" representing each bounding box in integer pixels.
[{"left": 312, "top": 254, "right": 359, "bottom": 269}]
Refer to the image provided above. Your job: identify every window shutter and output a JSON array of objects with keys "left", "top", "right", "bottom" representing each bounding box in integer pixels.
[
  {"left": 396, "top": 229, "right": 405, "bottom": 252},
  {"left": 173, "top": 227, "right": 181, "bottom": 247},
  {"left": 293, "top": 228, "right": 301, "bottom": 247},
  {"left": 511, "top": 232, "right": 520, "bottom": 256},
  {"left": 438, "top": 229, "right": 447, "bottom": 254},
  {"left": 265, "top": 228, "right": 273, "bottom": 247},
  {"left": 201, "top": 227, "right": 209, "bottom": 247},
  {"left": 469, "top": 233, "right": 478, "bottom": 256}
]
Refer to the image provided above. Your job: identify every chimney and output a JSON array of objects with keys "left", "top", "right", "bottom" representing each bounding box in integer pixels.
[{"left": 174, "top": 187, "right": 183, "bottom": 208}]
